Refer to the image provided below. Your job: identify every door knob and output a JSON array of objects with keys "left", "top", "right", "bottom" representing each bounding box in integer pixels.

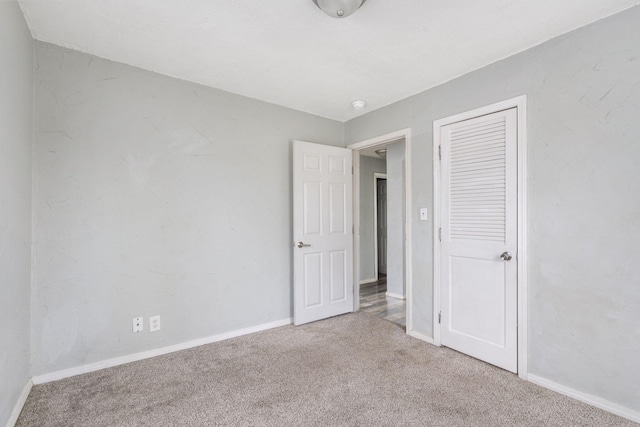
[
  {"left": 296, "top": 241, "right": 311, "bottom": 248},
  {"left": 500, "top": 252, "right": 513, "bottom": 261}
]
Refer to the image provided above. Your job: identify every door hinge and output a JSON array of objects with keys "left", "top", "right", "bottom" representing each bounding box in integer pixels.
[
  {"left": 438, "top": 311, "right": 441, "bottom": 324},
  {"left": 438, "top": 227, "right": 442, "bottom": 242},
  {"left": 438, "top": 145, "right": 441, "bottom": 160}
]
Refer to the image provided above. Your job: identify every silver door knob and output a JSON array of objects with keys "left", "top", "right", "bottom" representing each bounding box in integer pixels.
[
  {"left": 500, "top": 252, "right": 513, "bottom": 261},
  {"left": 296, "top": 241, "right": 311, "bottom": 248}
]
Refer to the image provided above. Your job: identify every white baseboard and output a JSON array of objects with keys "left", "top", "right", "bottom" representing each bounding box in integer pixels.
[
  {"left": 32, "top": 318, "right": 292, "bottom": 385},
  {"left": 408, "top": 329, "right": 435, "bottom": 345},
  {"left": 528, "top": 374, "right": 640, "bottom": 424},
  {"left": 359, "top": 277, "right": 378, "bottom": 285},
  {"left": 5, "top": 379, "right": 32, "bottom": 427},
  {"left": 386, "top": 292, "right": 405, "bottom": 300}
]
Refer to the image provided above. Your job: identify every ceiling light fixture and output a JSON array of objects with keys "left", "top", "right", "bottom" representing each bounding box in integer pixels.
[
  {"left": 312, "top": 0, "right": 367, "bottom": 18},
  {"left": 375, "top": 149, "right": 387, "bottom": 159},
  {"left": 351, "top": 100, "right": 366, "bottom": 110}
]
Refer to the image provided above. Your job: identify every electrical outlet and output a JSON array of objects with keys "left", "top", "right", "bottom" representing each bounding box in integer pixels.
[
  {"left": 149, "top": 315, "right": 161, "bottom": 332},
  {"left": 132, "top": 317, "right": 144, "bottom": 333}
]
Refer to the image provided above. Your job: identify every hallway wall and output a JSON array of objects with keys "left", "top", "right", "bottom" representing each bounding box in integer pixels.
[
  {"left": 358, "top": 155, "right": 386, "bottom": 282},
  {"left": 385, "top": 141, "right": 405, "bottom": 298}
]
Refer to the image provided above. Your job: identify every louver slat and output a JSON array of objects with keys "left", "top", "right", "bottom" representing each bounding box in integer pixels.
[{"left": 449, "top": 116, "right": 506, "bottom": 243}]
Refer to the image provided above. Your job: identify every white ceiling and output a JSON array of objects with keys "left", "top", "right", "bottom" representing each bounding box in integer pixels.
[{"left": 18, "top": 0, "right": 640, "bottom": 122}]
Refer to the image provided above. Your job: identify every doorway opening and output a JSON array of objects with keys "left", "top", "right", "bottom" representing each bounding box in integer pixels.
[
  {"left": 359, "top": 170, "right": 404, "bottom": 329},
  {"left": 348, "top": 129, "right": 412, "bottom": 333}
]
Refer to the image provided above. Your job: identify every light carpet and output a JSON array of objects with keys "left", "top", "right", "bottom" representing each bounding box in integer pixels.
[{"left": 17, "top": 312, "right": 635, "bottom": 426}]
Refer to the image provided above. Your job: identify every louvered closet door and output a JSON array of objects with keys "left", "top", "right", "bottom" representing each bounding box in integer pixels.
[{"left": 440, "top": 108, "right": 517, "bottom": 373}]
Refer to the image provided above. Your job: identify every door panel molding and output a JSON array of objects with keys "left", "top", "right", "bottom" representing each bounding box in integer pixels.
[{"left": 433, "top": 96, "right": 528, "bottom": 378}]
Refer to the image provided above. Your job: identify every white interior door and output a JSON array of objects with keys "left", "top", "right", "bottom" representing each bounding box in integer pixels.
[
  {"left": 293, "top": 140, "right": 353, "bottom": 326},
  {"left": 440, "top": 108, "right": 518, "bottom": 373}
]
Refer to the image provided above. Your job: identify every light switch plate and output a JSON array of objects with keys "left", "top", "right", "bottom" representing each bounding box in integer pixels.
[{"left": 420, "top": 208, "right": 428, "bottom": 221}]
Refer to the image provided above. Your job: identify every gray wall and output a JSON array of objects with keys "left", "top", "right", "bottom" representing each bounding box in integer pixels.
[
  {"left": 359, "top": 155, "right": 386, "bottom": 282},
  {"left": 32, "top": 42, "right": 344, "bottom": 375},
  {"left": 385, "top": 141, "right": 405, "bottom": 298},
  {"left": 0, "top": 2, "right": 33, "bottom": 425},
  {"left": 10, "top": 2, "right": 640, "bottom": 418},
  {"left": 345, "top": 5, "right": 640, "bottom": 414}
]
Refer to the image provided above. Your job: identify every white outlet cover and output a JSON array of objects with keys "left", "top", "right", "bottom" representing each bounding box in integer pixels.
[
  {"left": 150, "top": 315, "right": 161, "bottom": 332},
  {"left": 420, "top": 208, "right": 428, "bottom": 221}
]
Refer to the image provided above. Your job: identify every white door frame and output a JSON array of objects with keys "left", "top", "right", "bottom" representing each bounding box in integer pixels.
[
  {"left": 373, "top": 173, "right": 387, "bottom": 280},
  {"left": 348, "top": 128, "right": 413, "bottom": 334},
  {"left": 433, "top": 96, "right": 528, "bottom": 379}
]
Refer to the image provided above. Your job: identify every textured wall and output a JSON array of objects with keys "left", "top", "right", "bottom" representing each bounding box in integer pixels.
[
  {"left": 32, "top": 42, "right": 343, "bottom": 375},
  {"left": 358, "top": 156, "right": 386, "bottom": 282},
  {"left": 345, "top": 5, "right": 640, "bottom": 414},
  {"left": 0, "top": 2, "right": 33, "bottom": 425},
  {"left": 385, "top": 141, "right": 405, "bottom": 298}
]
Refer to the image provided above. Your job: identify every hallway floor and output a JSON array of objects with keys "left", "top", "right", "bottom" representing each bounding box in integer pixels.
[{"left": 359, "top": 275, "right": 406, "bottom": 330}]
